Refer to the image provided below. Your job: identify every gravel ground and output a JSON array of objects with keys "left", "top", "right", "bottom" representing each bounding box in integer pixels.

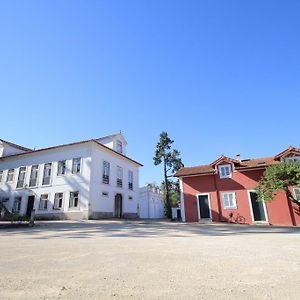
[{"left": 0, "top": 220, "right": 299, "bottom": 300}]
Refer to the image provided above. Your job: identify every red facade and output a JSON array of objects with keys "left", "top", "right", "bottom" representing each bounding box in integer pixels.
[{"left": 176, "top": 147, "right": 300, "bottom": 226}]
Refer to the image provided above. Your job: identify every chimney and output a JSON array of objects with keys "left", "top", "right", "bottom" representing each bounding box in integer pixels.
[{"left": 236, "top": 154, "right": 241, "bottom": 162}]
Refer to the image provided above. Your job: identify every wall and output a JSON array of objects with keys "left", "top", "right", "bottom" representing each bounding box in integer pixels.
[
  {"left": 182, "top": 166, "right": 298, "bottom": 226},
  {"left": 0, "top": 141, "right": 28, "bottom": 157},
  {"left": 0, "top": 144, "right": 92, "bottom": 219},
  {"left": 89, "top": 143, "right": 140, "bottom": 218}
]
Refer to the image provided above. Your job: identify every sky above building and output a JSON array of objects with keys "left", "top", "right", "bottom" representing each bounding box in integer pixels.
[{"left": 0, "top": 0, "right": 300, "bottom": 186}]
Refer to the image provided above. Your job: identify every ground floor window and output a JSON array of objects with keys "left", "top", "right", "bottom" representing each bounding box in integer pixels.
[
  {"left": 53, "top": 193, "right": 64, "bottom": 210},
  {"left": 222, "top": 192, "right": 237, "bottom": 209},
  {"left": 69, "top": 191, "right": 79, "bottom": 209},
  {"left": 293, "top": 188, "right": 300, "bottom": 202},
  {"left": 39, "top": 194, "right": 49, "bottom": 210},
  {"left": 13, "top": 197, "right": 22, "bottom": 213}
]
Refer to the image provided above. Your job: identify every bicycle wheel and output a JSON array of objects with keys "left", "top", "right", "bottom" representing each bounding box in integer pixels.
[{"left": 236, "top": 215, "right": 245, "bottom": 224}]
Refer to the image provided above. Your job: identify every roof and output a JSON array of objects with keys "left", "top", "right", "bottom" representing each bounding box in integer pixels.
[
  {"left": 175, "top": 146, "right": 300, "bottom": 177},
  {"left": 97, "top": 132, "right": 128, "bottom": 144},
  {"left": 0, "top": 138, "right": 143, "bottom": 166},
  {"left": 0, "top": 139, "right": 32, "bottom": 152}
]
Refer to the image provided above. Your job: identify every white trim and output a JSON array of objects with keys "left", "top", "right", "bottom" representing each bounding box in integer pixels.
[
  {"left": 179, "top": 178, "right": 185, "bottom": 222},
  {"left": 196, "top": 193, "right": 212, "bottom": 221},
  {"left": 218, "top": 164, "right": 232, "bottom": 179},
  {"left": 247, "top": 190, "right": 268, "bottom": 223},
  {"left": 221, "top": 191, "right": 237, "bottom": 209}
]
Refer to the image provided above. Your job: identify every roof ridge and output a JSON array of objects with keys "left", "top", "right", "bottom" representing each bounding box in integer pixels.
[{"left": 0, "top": 139, "right": 32, "bottom": 151}]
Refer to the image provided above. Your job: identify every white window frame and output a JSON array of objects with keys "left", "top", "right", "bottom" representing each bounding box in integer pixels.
[
  {"left": 222, "top": 192, "right": 237, "bottom": 209},
  {"left": 293, "top": 187, "right": 300, "bottom": 202},
  {"left": 69, "top": 191, "right": 79, "bottom": 209},
  {"left": 117, "top": 166, "right": 123, "bottom": 188},
  {"left": 128, "top": 170, "right": 133, "bottom": 190},
  {"left": 0, "top": 170, "right": 3, "bottom": 183},
  {"left": 53, "top": 192, "right": 64, "bottom": 210},
  {"left": 285, "top": 157, "right": 300, "bottom": 163},
  {"left": 57, "top": 160, "right": 67, "bottom": 176},
  {"left": 72, "top": 158, "right": 81, "bottom": 174},
  {"left": 102, "top": 161, "right": 110, "bottom": 184},
  {"left": 218, "top": 164, "right": 232, "bottom": 179},
  {"left": 13, "top": 197, "right": 22, "bottom": 213},
  {"left": 39, "top": 194, "right": 49, "bottom": 211},
  {"left": 116, "top": 140, "right": 123, "bottom": 153},
  {"left": 16, "top": 167, "right": 26, "bottom": 188},
  {"left": 42, "top": 163, "right": 52, "bottom": 185},
  {"left": 196, "top": 193, "right": 212, "bottom": 220},
  {"left": 247, "top": 190, "right": 269, "bottom": 223},
  {"left": 7, "top": 169, "right": 14, "bottom": 182},
  {"left": 29, "top": 165, "right": 39, "bottom": 187}
]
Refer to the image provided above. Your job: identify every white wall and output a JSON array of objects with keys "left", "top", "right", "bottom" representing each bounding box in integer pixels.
[
  {"left": 0, "top": 141, "right": 28, "bottom": 157},
  {"left": 89, "top": 143, "right": 139, "bottom": 216}
]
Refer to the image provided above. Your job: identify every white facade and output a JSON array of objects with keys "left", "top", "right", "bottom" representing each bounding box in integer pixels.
[
  {"left": 138, "top": 184, "right": 165, "bottom": 219},
  {"left": 0, "top": 134, "right": 142, "bottom": 220}
]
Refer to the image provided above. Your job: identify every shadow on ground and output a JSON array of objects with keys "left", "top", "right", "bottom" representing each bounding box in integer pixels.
[{"left": 0, "top": 220, "right": 299, "bottom": 239}]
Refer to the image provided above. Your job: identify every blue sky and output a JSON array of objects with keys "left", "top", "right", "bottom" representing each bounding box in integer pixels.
[{"left": 0, "top": 0, "right": 300, "bottom": 185}]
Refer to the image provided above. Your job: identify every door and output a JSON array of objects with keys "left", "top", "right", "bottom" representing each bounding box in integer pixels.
[
  {"left": 114, "top": 194, "right": 123, "bottom": 218},
  {"left": 249, "top": 192, "right": 267, "bottom": 221},
  {"left": 26, "top": 196, "right": 35, "bottom": 218},
  {"left": 198, "top": 194, "right": 211, "bottom": 219}
]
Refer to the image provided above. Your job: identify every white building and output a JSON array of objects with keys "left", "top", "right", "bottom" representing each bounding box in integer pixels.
[
  {"left": 138, "top": 184, "right": 165, "bottom": 219},
  {"left": 0, "top": 133, "right": 142, "bottom": 220}
]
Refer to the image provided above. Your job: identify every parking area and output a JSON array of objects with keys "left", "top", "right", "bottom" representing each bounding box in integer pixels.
[{"left": 0, "top": 220, "right": 299, "bottom": 299}]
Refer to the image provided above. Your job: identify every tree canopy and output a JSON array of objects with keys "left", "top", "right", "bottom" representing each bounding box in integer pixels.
[{"left": 255, "top": 161, "right": 300, "bottom": 205}]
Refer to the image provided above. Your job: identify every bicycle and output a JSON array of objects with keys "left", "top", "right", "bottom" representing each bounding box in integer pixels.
[{"left": 228, "top": 212, "right": 245, "bottom": 224}]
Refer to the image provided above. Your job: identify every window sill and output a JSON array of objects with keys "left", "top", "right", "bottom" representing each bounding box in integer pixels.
[{"left": 223, "top": 207, "right": 237, "bottom": 210}]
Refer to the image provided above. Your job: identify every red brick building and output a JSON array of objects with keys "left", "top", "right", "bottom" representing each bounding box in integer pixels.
[{"left": 175, "top": 146, "right": 300, "bottom": 226}]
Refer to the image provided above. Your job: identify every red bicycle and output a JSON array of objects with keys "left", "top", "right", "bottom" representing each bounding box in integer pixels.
[{"left": 228, "top": 212, "right": 245, "bottom": 224}]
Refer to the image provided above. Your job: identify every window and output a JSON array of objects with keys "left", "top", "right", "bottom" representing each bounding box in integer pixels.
[
  {"left": 72, "top": 158, "right": 81, "bottom": 174},
  {"left": 53, "top": 193, "right": 64, "bottom": 210},
  {"left": 117, "top": 166, "right": 123, "bottom": 187},
  {"left": 39, "top": 194, "right": 48, "bottom": 210},
  {"left": 128, "top": 196, "right": 133, "bottom": 200},
  {"left": 222, "top": 192, "right": 237, "bottom": 209},
  {"left": 116, "top": 140, "right": 123, "bottom": 153},
  {"left": 218, "top": 164, "right": 232, "bottom": 179},
  {"left": 102, "top": 161, "right": 110, "bottom": 184},
  {"left": 293, "top": 188, "right": 300, "bottom": 202},
  {"left": 69, "top": 191, "right": 79, "bottom": 208},
  {"left": 42, "top": 163, "right": 52, "bottom": 185},
  {"left": 57, "top": 160, "right": 66, "bottom": 176},
  {"left": 102, "top": 191, "right": 109, "bottom": 197},
  {"left": 29, "top": 165, "right": 39, "bottom": 187},
  {"left": 0, "top": 170, "right": 3, "bottom": 182},
  {"left": 7, "top": 169, "right": 14, "bottom": 182},
  {"left": 16, "top": 167, "right": 26, "bottom": 188},
  {"left": 286, "top": 157, "right": 300, "bottom": 163},
  {"left": 13, "top": 197, "right": 22, "bottom": 213},
  {"left": 128, "top": 170, "right": 133, "bottom": 190}
]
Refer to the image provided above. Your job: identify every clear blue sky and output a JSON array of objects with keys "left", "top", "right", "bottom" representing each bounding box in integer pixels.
[{"left": 1, "top": 1, "right": 300, "bottom": 186}]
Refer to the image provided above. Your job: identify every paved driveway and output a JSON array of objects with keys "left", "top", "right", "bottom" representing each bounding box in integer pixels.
[{"left": 0, "top": 221, "right": 299, "bottom": 299}]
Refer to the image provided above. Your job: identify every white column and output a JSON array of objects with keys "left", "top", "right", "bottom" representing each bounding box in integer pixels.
[{"left": 179, "top": 178, "right": 186, "bottom": 222}]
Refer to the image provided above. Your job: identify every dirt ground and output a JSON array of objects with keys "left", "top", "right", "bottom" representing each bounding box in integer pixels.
[{"left": 0, "top": 220, "right": 299, "bottom": 300}]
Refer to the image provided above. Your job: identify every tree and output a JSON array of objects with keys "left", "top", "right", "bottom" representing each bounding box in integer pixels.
[
  {"left": 255, "top": 162, "right": 300, "bottom": 206},
  {"left": 154, "top": 132, "right": 184, "bottom": 218}
]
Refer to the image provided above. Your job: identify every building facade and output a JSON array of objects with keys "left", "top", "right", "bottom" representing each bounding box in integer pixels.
[
  {"left": 138, "top": 184, "right": 164, "bottom": 219},
  {"left": 175, "top": 146, "right": 300, "bottom": 226},
  {"left": 0, "top": 134, "right": 142, "bottom": 220}
]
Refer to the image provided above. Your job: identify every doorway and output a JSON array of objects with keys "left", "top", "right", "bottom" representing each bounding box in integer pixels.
[
  {"left": 114, "top": 194, "right": 123, "bottom": 218},
  {"left": 249, "top": 191, "right": 267, "bottom": 222},
  {"left": 26, "top": 196, "right": 35, "bottom": 218},
  {"left": 197, "top": 194, "right": 211, "bottom": 220}
]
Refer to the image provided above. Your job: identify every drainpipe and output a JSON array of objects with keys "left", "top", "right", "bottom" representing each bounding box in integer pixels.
[
  {"left": 286, "top": 191, "right": 297, "bottom": 226},
  {"left": 213, "top": 173, "right": 222, "bottom": 222}
]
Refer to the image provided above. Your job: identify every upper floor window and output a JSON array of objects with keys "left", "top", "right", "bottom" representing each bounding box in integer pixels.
[
  {"left": 218, "top": 164, "right": 232, "bottom": 179},
  {"left": 7, "top": 169, "right": 14, "bottom": 182},
  {"left": 102, "top": 161, "right": 110, "bottom": 184},
  {"left": 116, "top": 140, "right": 123, "bottom": 153},
  {"left": 117, "top": 166, "right": 123, "bottom": 188},
  {"left": 57, "top": 160, "right": 66, "bottom": 176},
  {"left": 39, "top": 194, "right": 49, "bottom": 210},
  {"left": 16, "top": 167, "right": 26, "bottom": 188},
  {"left": 286, "top": 157, "right": 300, "bottom": 163},
  {"left": 293, "top": 188, "right": 300, "bottom": 202},
  {"left": 72, "top": 158, "right": 81, "bottom": 174},
  {"left": 54, "top": 193, "right": 64, "bottom": 210},
  {"left": 13, "top": 197, "right": 22, "bottom": 213},
  {"left": 222, "top": 192, "right": 237, "bottom": 209},
  {"left": 128, "top": 170, "right": 133, "bottom": 190},
  {"left": 0, "top": 170, "right": 3, "bottom": 182},
  {"left": 69, "top": 191, "right": 79, "bottom": 209},
  {"left": 29, "top": 165, "right": 39, "bottom": 187},
  {"left": 42, "top": 163, "right": 52, "bottom": 185}
]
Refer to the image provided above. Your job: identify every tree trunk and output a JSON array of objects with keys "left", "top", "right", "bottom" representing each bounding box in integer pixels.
[{"left": 164, "top": 157, "right": 171, "bottom": 218}]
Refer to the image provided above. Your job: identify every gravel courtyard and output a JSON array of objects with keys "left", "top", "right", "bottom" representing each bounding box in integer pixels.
[{"left": 0, "top": 221, "right": 299, "bottom": 300}]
